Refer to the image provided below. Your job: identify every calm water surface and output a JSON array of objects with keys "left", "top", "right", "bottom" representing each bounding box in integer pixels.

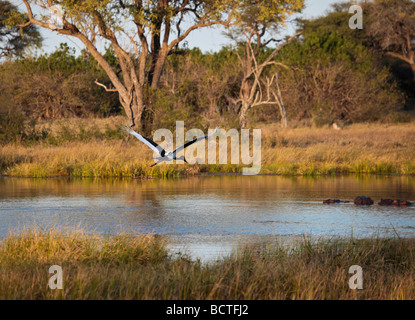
[{"left": 1, "top": 175, "right": 415, "bottom": 261}]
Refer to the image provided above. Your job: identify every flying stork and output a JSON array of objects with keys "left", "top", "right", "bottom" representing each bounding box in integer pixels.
[{"left": 123, "top": 125, "right": 219, "bottom": 167}]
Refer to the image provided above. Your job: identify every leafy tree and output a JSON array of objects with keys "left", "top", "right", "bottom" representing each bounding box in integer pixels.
[
  {"left": 367, "top": 0, "right": 415, "bottom": 84},
  {"left": 277, "top": 17, "right": 404, "bottom": 124},
  {"left": 0, "top": 0, "right": 41, "bottom": 58},
  {"left": 307, "top": 1, "right": 415, "bottom": 104},
  {"left": 11, "top": 0, "right": 240, "bottom": 133}
]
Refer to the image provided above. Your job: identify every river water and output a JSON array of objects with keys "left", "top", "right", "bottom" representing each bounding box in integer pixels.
[{"left": 1, "top": 175, "right": 415, "bottom": 261}]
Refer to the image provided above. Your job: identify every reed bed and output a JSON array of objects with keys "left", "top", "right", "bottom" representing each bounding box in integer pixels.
[
  {"left": 1, "top": 119, "right": 415, "bottom": 177},
  {"left": 0, "top": 141, "right": 190, "bottom": 178},
  {"left": 0, "top": 228, "right": 414, "bottom": 300}
]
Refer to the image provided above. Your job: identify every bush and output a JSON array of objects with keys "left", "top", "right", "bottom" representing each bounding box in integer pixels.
[
  {"left": 0, "top": 43, "right": 121, "bottom": 120},
  {"left": 0, "top": 111, "right": 49, "bottom": 144},
  {"left": 0, "top": 111, "right": 25, "bottom": 143},
  {"left": 277, "top": 29, "right": 405, "bottom": 125}
]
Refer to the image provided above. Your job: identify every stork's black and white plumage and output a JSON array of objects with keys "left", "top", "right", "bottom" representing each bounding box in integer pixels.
[{"left": 123, "top": 125, "right": 219, "bottom": 167}]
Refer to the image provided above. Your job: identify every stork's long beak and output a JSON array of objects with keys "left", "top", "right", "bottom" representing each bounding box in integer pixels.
[{"left": 150, "top": 162, "right": 158, "bottom": 167}]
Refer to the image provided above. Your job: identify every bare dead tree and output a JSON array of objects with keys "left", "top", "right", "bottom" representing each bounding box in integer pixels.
[{"left": 229, "top": 31, "right": 301, "bottom": 128}]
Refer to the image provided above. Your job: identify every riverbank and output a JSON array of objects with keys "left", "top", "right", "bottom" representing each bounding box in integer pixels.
[
  {"left": 1, "top": 118, "right": 414, "bottom": 177},
  {"left": 0, "top": 228, "right": 414, "bottom": 300}
]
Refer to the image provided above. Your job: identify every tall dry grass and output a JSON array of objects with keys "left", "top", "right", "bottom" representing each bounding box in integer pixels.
[
  {"left": 260, "top": 122, "right": 415, "bottom": 175},
  {"left": 1, "top": 119, "right": 415, "bottom": 177},
  {"left": 0, "top": 228, "right": 414, "bottom": 299},
  {"left": 0, "top": 141, "right": 190, "bottom": 178}
]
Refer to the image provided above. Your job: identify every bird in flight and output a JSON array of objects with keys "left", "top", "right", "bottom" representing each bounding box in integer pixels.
[{"left": 123, "top": 125, "right": 219, "bottom": 167}]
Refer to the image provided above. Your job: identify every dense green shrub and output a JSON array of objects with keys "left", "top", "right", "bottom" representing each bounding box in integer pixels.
[{"left": 277, "top": 28, "right": 404, "bottom": 125}]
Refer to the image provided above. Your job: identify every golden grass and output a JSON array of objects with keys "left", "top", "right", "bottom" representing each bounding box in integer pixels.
[
  {"left": 260, "top": 122, "right": 415, "bottom": 175},
  {"left": 0, "top": 141, "right": 193, "bottom": 177},
  {"left": 1, "top": 119, "right": 415, "bottom": 177},
  {"left": 1, "top": 227, "right": 414, "bottom": 299}
]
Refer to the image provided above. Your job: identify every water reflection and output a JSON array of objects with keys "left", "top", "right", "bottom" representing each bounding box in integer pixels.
[{"left": 1, "top": 175, "right": 415, "bottom": 261}]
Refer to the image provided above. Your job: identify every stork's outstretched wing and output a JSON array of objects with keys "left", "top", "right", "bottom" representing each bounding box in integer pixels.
[
  {"left": 172, "top": 127, "right": 219, "bottom": 158},
  {"left": 122, "top": 125, "right": 167, "bottom": 157}
]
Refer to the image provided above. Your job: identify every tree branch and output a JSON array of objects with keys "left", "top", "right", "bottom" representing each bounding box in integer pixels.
[
  {"left": 94, "top": 80, "right": 118, "bottom": 92},
  {"left": 167, "top": 6, "right": 236, "bottom": 51},
  {"left": 385, "top": 51, "right": 412, "bottom": 64}
]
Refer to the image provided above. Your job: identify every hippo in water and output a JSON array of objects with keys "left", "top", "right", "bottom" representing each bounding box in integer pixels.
[
  {"left": 378, "top": 199, "right": 413, "bottom": 207},
  {"left": 323, "top": 199, "right": 350, "bottom": 204},
  {"left": 354, "top": 196, "right": 374, "bottom": 205}
]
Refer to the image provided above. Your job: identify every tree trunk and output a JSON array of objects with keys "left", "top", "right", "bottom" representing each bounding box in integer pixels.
[
  {"left": 150, "top": 47, "right": 169, "bottom": 90},
  {"left": 278, "top": 103, "right": 288, "bottom": 128},
  {"left": 238, "top": 62, "right": 252, "bottom": 128},
  {"left": 119, "top": 85, "right": 145, "bottom": 129},
  {"left": 140, "top": 107, "right": 154, "bottom": 137},
  {"left": 266, "top": 72, "right": 288, "bottom": 128},
  {"left": 274, "top": 83, "right": 288, "bottom": 128},
  {"left": 239, "top": 101, "right": 250, "bottom": 128}
]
